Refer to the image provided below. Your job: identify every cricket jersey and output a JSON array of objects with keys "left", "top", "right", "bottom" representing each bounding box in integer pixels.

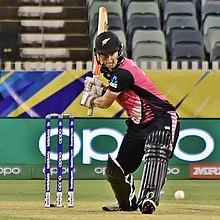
[{"left": 107, "top": 57, "right": 176, "bottom": 125}]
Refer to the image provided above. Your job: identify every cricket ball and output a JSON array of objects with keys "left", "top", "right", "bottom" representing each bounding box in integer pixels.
[{"left": 174, "top": 190, "right": 185, "bottom": 200}]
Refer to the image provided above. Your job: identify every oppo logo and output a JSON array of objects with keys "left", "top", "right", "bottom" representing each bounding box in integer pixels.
[
  {"left": 167, "top": 167, "right": 180, "bottom": 175},
  {"left": 0, "top": 167, "right": 21, "bottom": 175},
  {"left": 39, "top": 128, "right": 122, "bottom": 164},
  {"left": 94, "top": 167, "right": 106, "bottom": 175},
  {"left": 42, "top": 166, "right": 74, "bottom": 176},
  {"left": 94, "top": 167, "right": 180, "bottom": 176},
  {"left": 175, "top": 128, "right": 214, "bottom": 161},
  {"left": 39, "top": 127, "right": 214, "bottom": 164}
]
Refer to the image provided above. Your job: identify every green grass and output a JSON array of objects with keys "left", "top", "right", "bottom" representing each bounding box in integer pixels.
[{"left": 0, "top": 180, "right": 219, "bottom": 220}]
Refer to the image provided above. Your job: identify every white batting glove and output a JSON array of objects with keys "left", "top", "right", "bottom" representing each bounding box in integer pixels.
[
  {"left": 91, "top": 84, "right": 107, "bottom": 97},
  {"left": 80, "top": 92, "right": 96, "bottom": 108},
  {"left": 84, "top": 76, "right": 105, "bottom": 87},
  {"left": 84, "top": 83, "right": 92, "bottom": 93}
]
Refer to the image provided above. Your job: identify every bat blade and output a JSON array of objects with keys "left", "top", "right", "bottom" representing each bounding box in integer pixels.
[
  {"left": 87, "top": 7, "right": 108, "bottom": 116},
  {"left": 92, "top": 7, "right": 108, "bottom": 76},
  {"left": 97, "top": 7, "right": 108, "bottom": 36}
]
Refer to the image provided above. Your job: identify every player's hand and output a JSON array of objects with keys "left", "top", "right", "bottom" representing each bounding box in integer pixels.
[
  {"left": 91, "top": 84, "right": 107, "bottom": 97},
  {"left": 80, "top": 91, "right": 96, "bottom": 108},
  {"left": 84, "top": 76, "right": 105, "bottom": 87}
]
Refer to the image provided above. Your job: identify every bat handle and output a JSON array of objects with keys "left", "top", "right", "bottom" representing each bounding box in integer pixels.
[
  {"left": 87, "top": 73, "right": 99, "bottom": 117},
  {"left": 87, "top": 107, "right": 93, "bottom": 116}
]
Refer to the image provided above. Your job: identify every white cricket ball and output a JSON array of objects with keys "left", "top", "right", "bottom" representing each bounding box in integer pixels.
[{"left": 174, "top": 190, "right": 185, "bottom": 200}]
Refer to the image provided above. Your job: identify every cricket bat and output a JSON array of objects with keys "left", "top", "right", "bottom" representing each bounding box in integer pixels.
[{"left": 87, "top": 6, "right": 108, "bottom": 116}]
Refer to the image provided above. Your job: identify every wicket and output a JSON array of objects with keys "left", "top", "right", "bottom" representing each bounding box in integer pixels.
[{"left": 44, "top": 113, "right": 74, "bottom": 208}]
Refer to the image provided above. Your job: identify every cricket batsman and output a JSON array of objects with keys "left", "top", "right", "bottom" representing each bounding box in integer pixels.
[{"left": 80, "top": 31, "right": 180, "bottom": 214}]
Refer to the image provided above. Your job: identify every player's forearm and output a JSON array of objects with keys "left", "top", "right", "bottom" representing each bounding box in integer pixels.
[
  {"left": 93, "top": 89, "right": 117, "bottom": 109},
  {"left": 93, "top": 96, "right": 111, "bottom": 109}
]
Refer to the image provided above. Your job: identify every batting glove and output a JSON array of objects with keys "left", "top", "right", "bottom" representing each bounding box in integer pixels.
[
  {"left": 80, "top": 91, "right": 96, "bottom": 108},
  {"left": 91, "top": 84, "right": 107, "bottom": 97},
  {"left": 84, "top": 76, "right": 105, "bottom": 87}
]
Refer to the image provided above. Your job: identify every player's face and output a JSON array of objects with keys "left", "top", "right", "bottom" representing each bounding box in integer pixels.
[{"left": 98, "top": 51, "right": 118, "bottom": 70}]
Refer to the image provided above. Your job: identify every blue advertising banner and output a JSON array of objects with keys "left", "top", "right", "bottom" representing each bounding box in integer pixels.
[{"left": 1, "top": 70, "right": 220, "bottom": 118}]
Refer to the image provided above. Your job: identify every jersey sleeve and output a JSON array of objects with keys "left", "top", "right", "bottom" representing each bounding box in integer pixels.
[{"left": 108, "top": 68, "right": 134, "bottom": 93}]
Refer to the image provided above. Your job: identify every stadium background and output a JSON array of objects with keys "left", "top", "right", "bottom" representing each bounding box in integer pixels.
[{"left": 0, "top": 0, "right": 220, "bottom": 181}]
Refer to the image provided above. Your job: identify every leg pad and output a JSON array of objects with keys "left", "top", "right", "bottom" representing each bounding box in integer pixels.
[
  {"left": 106, "top": 155, "right": 137, "bottom": 211},
  {"left": 138, "top": 131, "right": 173, "bottom": 208}
]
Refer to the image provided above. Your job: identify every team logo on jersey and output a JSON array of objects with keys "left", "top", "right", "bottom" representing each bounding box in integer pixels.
[
  {"left": 102, "top": 38, "right": 110, "bottom": 46},
  {"left": 164, "top": 126, "right": 170, "bottom": 130},
  {"left": 110, "top": 76, "right": 118, "bottom": 88}
]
